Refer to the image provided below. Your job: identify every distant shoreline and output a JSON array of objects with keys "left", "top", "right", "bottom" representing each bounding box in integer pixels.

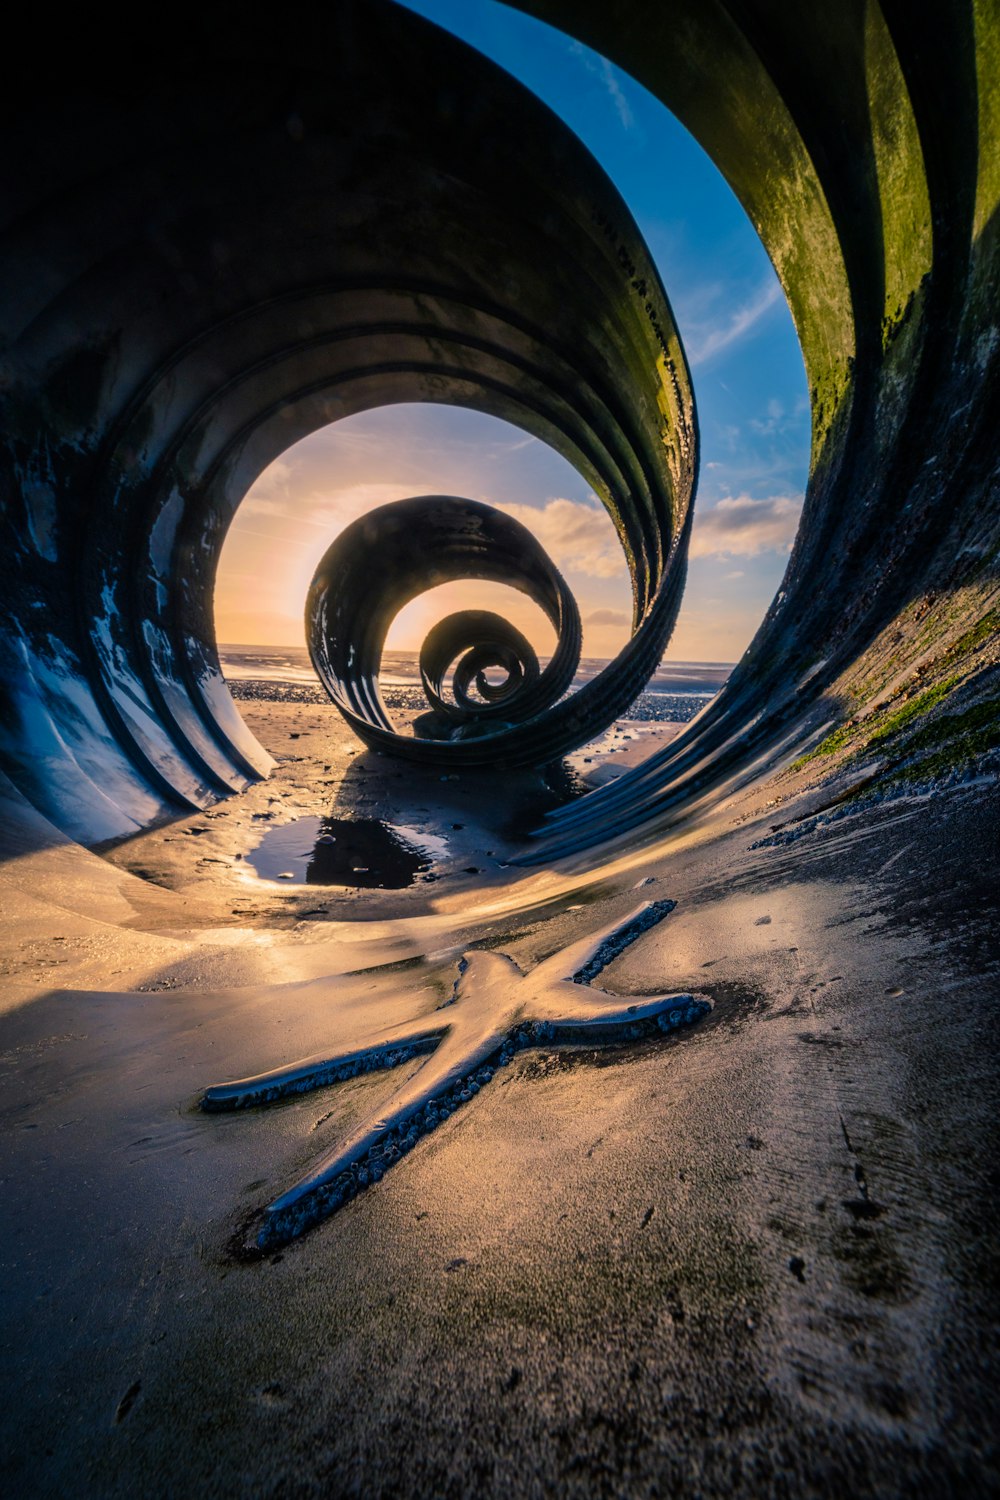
[
  {"left": 219, "top": 643, "right": 734, "bottom": 701},
  {"left": 221, "top": 645, "right": 730, "bottom": 725}
]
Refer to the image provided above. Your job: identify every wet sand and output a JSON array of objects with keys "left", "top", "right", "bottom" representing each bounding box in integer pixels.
[
  {"left": 1, "top": 701, "right": 998, "bottom": 1498},
  {"left": 98, "top": 700, "right": 686, "bottom": 928}
]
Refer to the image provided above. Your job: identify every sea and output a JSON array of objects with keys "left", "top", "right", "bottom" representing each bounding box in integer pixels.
[{"left": 220, "top": 645, "right": 732, "bottom": 724}]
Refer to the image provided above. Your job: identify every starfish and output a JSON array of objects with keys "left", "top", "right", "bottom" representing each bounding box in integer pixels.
[{"left": 201, "top": 900, "right": 711, "bottom": 1251}]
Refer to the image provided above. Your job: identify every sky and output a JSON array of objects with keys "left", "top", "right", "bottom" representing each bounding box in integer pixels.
[{"left": 214, "top": 0, "right": 810, "bottom": 664}]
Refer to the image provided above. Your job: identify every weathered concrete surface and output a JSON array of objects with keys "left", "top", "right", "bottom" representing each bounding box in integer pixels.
[
  {"left": 517, "top": 0, "right": 1000, "bottom": 854},
  {"left": 0, "top": 0, "right": 693, "bottom": 840},
  {"left": 2, "top": 0, "right": 995, "bottom": 851}
]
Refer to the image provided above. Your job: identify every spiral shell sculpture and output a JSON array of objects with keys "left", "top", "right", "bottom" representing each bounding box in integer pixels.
[
  {"left": 0, "top": 0, "right": 695, "bottom": 837},
  {"left": 8, "top": 0, "right": 993, "bottom": 844},
  {"left": 307, "top": 496, "right": 581, "bottom": 760},
  {"left": 306, "top": 483, "right": 692, "bottom": 765},
  {"left": 419, "top": 609, "right": 542, "bottom": 728}
]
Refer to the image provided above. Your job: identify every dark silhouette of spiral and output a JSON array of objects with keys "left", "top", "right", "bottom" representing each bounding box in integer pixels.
[
  {"left": 420, "top": 610, "right": 540, "bottom": 727},
  {"left": 0, "top": 0, "right": 695, "bottom": 836},
  {"left": 306, "top": 495, "right": 586, "bottom": 762},
  {"left": 0, "top": 0, "right": 994, "bottom": 843}
]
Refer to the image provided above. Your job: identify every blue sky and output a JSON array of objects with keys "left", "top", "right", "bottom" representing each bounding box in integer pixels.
[{"left": 216, "top": 0, "right": 810, "bottom": 662}]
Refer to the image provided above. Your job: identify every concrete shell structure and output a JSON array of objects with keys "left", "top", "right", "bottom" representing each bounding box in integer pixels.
[
  {"left": 1, "top": 6, "right": 999, "bottom": 1495},
  {"left": 1, "top": 0, "right": 997, "bottom": 850},
  {"left": 0, "top": 0, "right": 694, "bottom": 841},
  {"left": 520, "top": 0, "right": 1000, "bottom": 856}
]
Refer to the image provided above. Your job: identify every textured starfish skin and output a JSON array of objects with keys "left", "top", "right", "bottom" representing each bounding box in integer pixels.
[{"left": 201, "top": 901, "right": 710, "bottom": 1250}]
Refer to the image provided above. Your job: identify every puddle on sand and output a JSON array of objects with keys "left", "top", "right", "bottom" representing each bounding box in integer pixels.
[{"left": 247, "top": 816, "right": 447, "bottom": 888}]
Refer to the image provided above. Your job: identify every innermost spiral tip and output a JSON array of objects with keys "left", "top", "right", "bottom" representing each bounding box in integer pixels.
[{"left": 420, "top": 610, "right": 541, "bottom": 730}]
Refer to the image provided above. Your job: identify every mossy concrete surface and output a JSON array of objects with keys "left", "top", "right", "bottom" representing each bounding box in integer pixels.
[{"left": 517, "top": 0, "right": 999, "bottom": 859}]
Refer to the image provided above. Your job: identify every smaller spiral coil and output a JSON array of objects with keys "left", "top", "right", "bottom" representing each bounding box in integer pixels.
[
  {"left": 306, "top": 495, "right": 582, "bottom": 763},
  {"left": 419, "top": 611, "right": 541, "bottom": 731}
]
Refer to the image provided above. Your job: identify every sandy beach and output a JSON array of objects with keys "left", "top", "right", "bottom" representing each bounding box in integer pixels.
[
  {"left": 98, "top": 684, "right": 689, "bottom": 930},
  {"left": 2, "top": 675, "right": 997, "bottom": 1497}
]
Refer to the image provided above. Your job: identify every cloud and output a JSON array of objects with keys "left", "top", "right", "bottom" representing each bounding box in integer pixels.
[
  {"left": 690, "top": 495, "right": 802, "bottom": 558},
  {"left": 236, "top": 468, "right": 625, "bottom": 582},
  {"left": 687, "top": 278, "right": 783, "bottom": 366},
  {"left": 585, "top": 608, "right": 631, "bottom": 627},
  {"left": 493, "top": 497, "right": 622, "bottom": 578},
  {"left": 749, "top": 398, "right": 786, "bottom": 436},
  {"left": 695, "top": 446, "right": 809, "bottom": 500},
  {"left": 748, "top": 396, "right": 809, "bottom": 439},
  {"left": 598, "top": 58, "right": 634, "bottom": 130},
  {"left": 239, "top": 480, "right": 422, "bottom": 535},
  {"left": 569, "top": 41, "right": 635, "bottom": 130},
  {"left": 491, "top": 434, "right": 538, "bottom": 456}
]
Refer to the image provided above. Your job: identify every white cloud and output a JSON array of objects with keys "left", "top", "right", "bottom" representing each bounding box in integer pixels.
[
  {"left": 598, "top": 57, "right": 634, "bottom": 130},
  {"left": 687, "top": 279, "right": 783, "bottom": 366},
  {"left": 568, "top": 41, "right": 635, "bottom": 130},
  {"left": 240, "top": 480, "right": 422, "bottom": 535},
  {"left": 491, "top": 434, "right": 538, "bottom": 456},
  {"left": 585, "top": 607, "right": 631, "bottom": 626},
  {"left": 750, "top": 398, "right": 786, "bottom": 436},
  {"left": 493, "top": 497, "right": 622, "bottom": 578},
  {"left": 690, "top": 495, "right": 802, "bottom": 558}
]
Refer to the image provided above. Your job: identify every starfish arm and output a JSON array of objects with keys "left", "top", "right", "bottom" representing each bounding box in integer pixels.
[
  {"left": 258, "top": 953, "right": 530, "bottom": 1244},
  {"left": 260, "top": 1011, "right": 518, "bottom": 1242},
  {"left": 537, "top": 900, "right": 678, "bottom": 988},
  {"left": 537, "top": 979, "right": 713, "bottom": 1037},
  {"left": 211, "top": 927, "right": 712, "bottom": 1252},
  {"left": 199, "top": 1015, "right": 449, "bottom": 1112}
]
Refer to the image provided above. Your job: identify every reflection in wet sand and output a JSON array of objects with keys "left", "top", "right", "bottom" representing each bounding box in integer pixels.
[{"left": 247, "top": 814, "right": 448, "bottom": 888}]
